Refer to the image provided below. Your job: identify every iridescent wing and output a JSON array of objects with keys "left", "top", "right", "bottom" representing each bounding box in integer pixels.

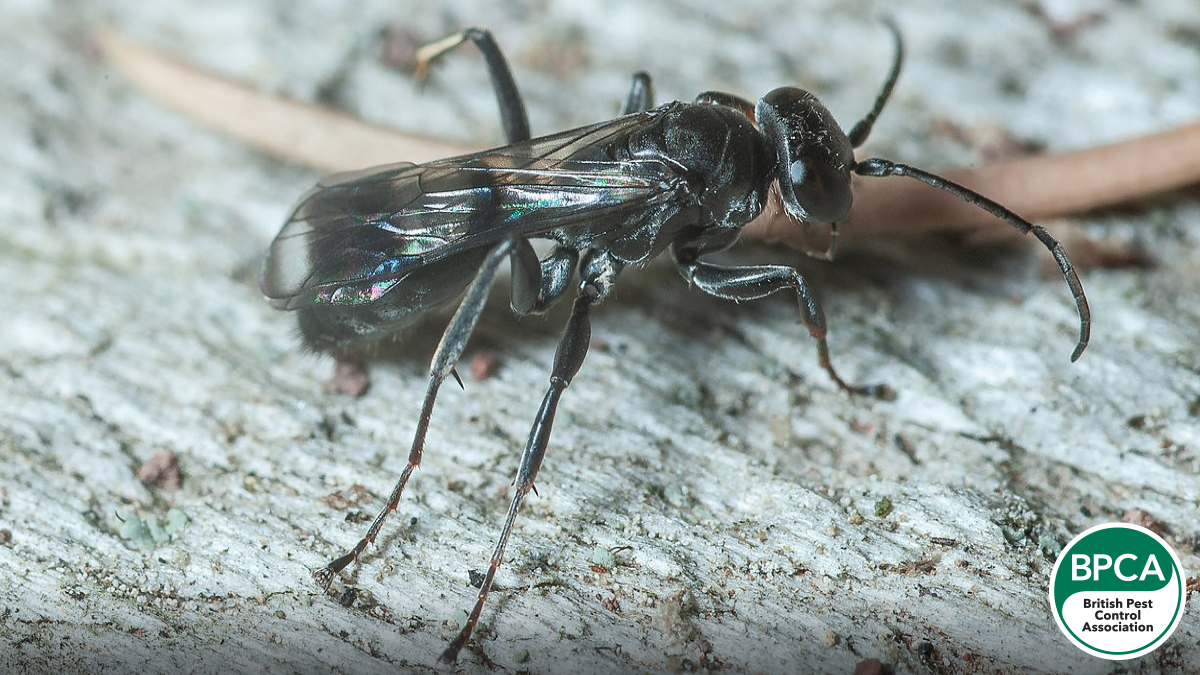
[{"left": 261, "top": 112, "right": 686, "bottom": 310}]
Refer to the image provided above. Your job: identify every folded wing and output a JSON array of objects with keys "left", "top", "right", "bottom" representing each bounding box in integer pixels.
[{"left": 261, "top": 113, "right": 685, "bottom": 310}]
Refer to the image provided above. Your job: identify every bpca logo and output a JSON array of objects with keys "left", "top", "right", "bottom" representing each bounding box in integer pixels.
[{"left": 1048, "top": 523, "right": 1187, "bottom": 659}]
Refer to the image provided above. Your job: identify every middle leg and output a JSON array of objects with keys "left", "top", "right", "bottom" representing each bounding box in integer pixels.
[
  {"left": 674, "top": 250, "right": 890, "bottom": 398},
  {"left": 622, "top": 71, "right": 654, "bottom": 114}
]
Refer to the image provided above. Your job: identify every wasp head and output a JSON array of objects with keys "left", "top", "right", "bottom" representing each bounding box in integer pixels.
[{"left": 755, "top": 87, "right": 855, "bottom": 225}]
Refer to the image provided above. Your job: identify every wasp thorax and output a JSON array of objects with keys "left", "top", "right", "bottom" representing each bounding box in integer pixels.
[{"left": 755, "top": 87, "right": 854, "bottom": 224}]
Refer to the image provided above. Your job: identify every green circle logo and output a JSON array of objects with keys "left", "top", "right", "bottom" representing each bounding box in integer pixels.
[{"left": 1048, "top": 523, "right": 1187, "bottom": 659}]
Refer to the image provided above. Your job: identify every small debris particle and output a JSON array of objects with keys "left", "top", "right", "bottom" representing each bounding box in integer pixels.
[
  {"left": 514, "top": 649, "right": 530, "bottom": 664},
  {"left": 880, "top": 556, "right": 940, "bottom": 576},
  {"left": 323, "top": 355, "right": 370, "bottom": 397},
  {"left": 656, "top": 590, "right": 700, "bottom": 643},
  {"left": 854, "top": 658, "right": 889, "bottom": 675},
  {"left": 893, "top": 433, "right": 919, "bottom": 464},
  {"left": 220, "top": 420, "right": 245, "bottom": 444},
  {"left": 147, "top": 516, "right": 172, "bottom": 544},
  {"left": 324, "top": 492, "right": 352, "bottom": 510},
  {"left": 848, "top": 512, "right": 864, "bottom": 525},
  {"left": 590, "top": 545, "right": 616, "bottom": 572},
  {"left": 338, "top": 588, "right": 358, "bottom": 607},
  {"left": 470, "top": 349, "right": 499, "bottom": 380},
  {"left": 164, "top": 508, "right": 188, "bottom": 537},
  {"left": 601, "top": 595, "right": 621, "bottom": 613},
  {"left": 118, "top": 513, "right": 154, "bottom": 549},
  {"left": 1122, "top": 508, "right": 1169, "bottom": 537},
  {"left": 822, "top": 630, "right": 840, "bottom": 647},
  {"left": 344, "top": 510, "right": 370, "bottom": 524},
  {"left": 325, "top": 484, "right": 369, "bottom": 511},
  {"left": 0, "top": 529, "right": 11, "bottom": 546},
  {"left": 137, "top": 450, "right": 182, "bottom": 491},
  {"left": 1031, "top": 4, "right": 1105, "bottom": 41},
  {"left": 874, "top": 497, "right": 894, "bottom": 518},
  {"left": 469, "top": 569, "right": 485, "bottom": 589},
  {"left": 849, "top": 419, "right": 874, "bottom": 435}
]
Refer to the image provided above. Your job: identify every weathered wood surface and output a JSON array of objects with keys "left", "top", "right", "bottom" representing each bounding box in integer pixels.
[{"left": 2, "top": 1, "right": 1198, "bottom": 673}]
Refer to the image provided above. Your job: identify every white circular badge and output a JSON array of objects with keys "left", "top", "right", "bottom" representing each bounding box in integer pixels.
[{"left": 1048, "top": 523, "right": 1187, "bottom": 660}]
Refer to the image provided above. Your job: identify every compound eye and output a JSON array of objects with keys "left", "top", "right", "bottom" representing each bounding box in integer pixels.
[{"left": 789, "top": 159, "right": 852, "bottom": 224}]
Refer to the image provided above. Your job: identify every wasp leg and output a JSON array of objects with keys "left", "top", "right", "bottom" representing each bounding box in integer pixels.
[
  {"left": 510, "top": 242, "right": 578, "bottom": 315},
  {"left": 415, "top": 27, "right": 531, "bottom": 143},
  {"left": 314, "top": 238, "right": 521, "bottom": 589},
  {"left": 622, "top": 71, "right": 654, "bottom": 114},
  {"left": 694, "top": 90, "right": 756, "bottom": 119},
  {"left": 847, "top": 17, "right": 904, "bottom": 148},
  {"left": 674, "top": 252, "right": 891, "bottom": 398},
  {"left": 440, "top": 253, "right": 619, "bottom": 664}
]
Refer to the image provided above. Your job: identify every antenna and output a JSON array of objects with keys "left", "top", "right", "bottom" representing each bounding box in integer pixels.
[
  {"left": 854, "top": 158, "right": 1091, "bottom": 361},
  {"left": 847, "top": 18, "right": 904, "bottom": 148}
]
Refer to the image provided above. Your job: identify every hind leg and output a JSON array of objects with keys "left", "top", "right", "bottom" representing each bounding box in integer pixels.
[
  {"left": 314, "top": 238, "right": 578, "bottom": 589},
  {"left": 439, "top": 250, "right": 620, "bottom": 663},
  {"left": 415, "top": 27, "right": 531, "bottom": 143}
]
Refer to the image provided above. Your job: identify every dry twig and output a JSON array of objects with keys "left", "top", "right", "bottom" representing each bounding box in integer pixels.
[{"left": 96, "top": 28, "right": 1200, "bottom": 251}]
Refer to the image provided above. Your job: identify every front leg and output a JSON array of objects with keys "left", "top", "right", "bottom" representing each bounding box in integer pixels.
[
  {"left": 695, "top": 90, "right": 755, "bottom": 119},
  {"left": 674, "top": 249, "right": 890, "bottom": 398}
]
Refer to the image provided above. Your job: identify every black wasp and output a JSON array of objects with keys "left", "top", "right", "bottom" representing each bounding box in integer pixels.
[{"left": 261, "top": 23, "right": 1090, "bottom": 663}]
